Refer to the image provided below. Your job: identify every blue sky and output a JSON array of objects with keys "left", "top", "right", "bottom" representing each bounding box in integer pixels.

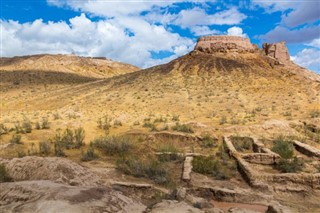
[{"left": 1, "top": 0, "right": 319, "bottom": 73}]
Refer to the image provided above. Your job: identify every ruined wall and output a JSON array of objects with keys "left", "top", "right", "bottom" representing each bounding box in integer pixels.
[
  {"left": 262, "top": 42, "right": 290, "bottom": 64},
  {"left": 195, "top": 36, "right": 257, "bottom": 53}
]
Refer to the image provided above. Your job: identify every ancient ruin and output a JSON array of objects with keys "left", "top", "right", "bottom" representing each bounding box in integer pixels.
[
  {"left": 194, "top": 35, "right": 258, "bottom": 53},
  {"left": 262, "top": 42, "right": 290, "bottom": 64}
]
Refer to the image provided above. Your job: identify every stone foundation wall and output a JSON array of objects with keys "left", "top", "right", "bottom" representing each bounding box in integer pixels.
[
  {"left": 242, "top": 153, "right": 280, "bottom": 165},
  {"left": 293, "top": 140, "right": 320, "bottom": 158}
]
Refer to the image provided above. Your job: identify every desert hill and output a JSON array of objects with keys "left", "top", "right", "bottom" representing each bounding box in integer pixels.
[
  {"left": 0, "top": 54, "right": 139, "bottom": 79},
  {"left": 1, "top": 36, "right": 320, "bottom": 212},
  {"left": 4, "top": 36, "right": 318, "bottom": 127}
]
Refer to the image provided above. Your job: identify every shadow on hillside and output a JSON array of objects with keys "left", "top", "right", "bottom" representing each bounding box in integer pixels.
[{"left": 0, "top": 70, "right": 99, "bottom": 85}]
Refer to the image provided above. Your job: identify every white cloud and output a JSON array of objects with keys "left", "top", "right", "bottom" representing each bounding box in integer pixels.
[
  {"left": 1, "top": 14, "right": 194, "bottom": 68},
  {"left": 190, "top": 26, "right": 220, "bottom": 36},
  {"left": 227, "top": 26, "right": 247, "bottom": 37},
  {"left": 306, "top": 38, "right": 320, "bottom": 48},
  {"left": 261, "top": 25, "right": 320, "bottom": 43},
  {"left": 174, "top": 7, "right": 247, "bottom": 28},
  {"left": 291, "top": 48, "right": 320, "bottom": 68}
]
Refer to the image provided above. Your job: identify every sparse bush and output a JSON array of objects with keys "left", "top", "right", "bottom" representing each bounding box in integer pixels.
[
  {"left": 154, "top": 116, "right": 167, "bottom": 123},
  {"left": 0, "top": 124, "right": 9, "bottom": 136},
  {"left": 10, "top": 134, "right": 22, "bottom": 144},
  {"left": 219, "top": 116, "right": 227, "bottom": 125},
  {"left": 27, "top": 143, "right": 38, "bottom": 156},
  {"left": 276, "top": 158, "right": 304, "bottom": 173},
  {"left": 230, "top": 136, "right": 253, "bottom": 152},
  {"left": 0, "top": 164, "right": 12, "bottom": 183},
  {"left": 310, "top": 110, "right": 320, "bottom": 118},
  {"left": 93, "top": 136, "right": 134, "bottom": 156},
  {"left": 200, "top": 135, "right": 217, "bottom": 148},
  {"left": 62, "top": 128, "right": 74, "bottom": 149},
  {"left": 81, "top": 144, "right": 97, "bottom": 161},
  {"left": 14, "top": 122, "right": 24, "bottom": 134},
  {"left": 97, "top": 116, "right": 111, "bottom": 135},
  {"left": 53, "top": 112, "right": 61, "bottom": 120},
  {"left": 271, "top": 137, "right": 294, "bottom": 159},
  {"left": 143, "top": 122, "right": 158, "bottom": 132},
  {"left": 22, "top": 118, "right": 32, "bottom": 133},
  {"left": 116, "top": 156, "right": 170, "bottom": 184},
  {"left": 74, "top": 127, "right": 85, "bottom": 148},
  {"left": 39, "top": 141, "right": 51, "bottom": 156},
  {"left": 171, "top": 122, "right": 193, "bottom": 133},
  {"left": 157, "top": 143, "right": 182, "bottom": 162},
  {"left": 113, "top": 120, "right": 122, "bottom": 126},
  {"left": 41, "top": 117, "right": 50, "bottom": 129},
  {"left": 54, "top": 140, "right": 66, "bottom": 157},
  {"left": 35, "top": 121, "right": 41, "bottom": 130},
  {"left": 192, "top": 156, "right": 235, "bottom": 180},
  {"left": 172, "top": 115, "right": 180, "bottom": 122},
  {"left": 17, "top": 151, "right": 26, "bottom": 158}
]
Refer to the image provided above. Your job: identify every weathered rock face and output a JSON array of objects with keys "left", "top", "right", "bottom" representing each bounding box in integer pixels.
[
  {"left": 262, "top": 42, "right": 290, "bottom": 64},
  {"left": 194, "top": 36, "right": 258, "bottom": 53}
]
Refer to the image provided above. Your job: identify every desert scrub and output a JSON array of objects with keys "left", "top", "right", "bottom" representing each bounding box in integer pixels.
[
  {"left": 271, "top": 137, "right": 294, "bottom": 159},
  {"left": 116, "top": 156, "right": 170, "bottom": 184},
  {"left": 171, "top": 122, "right": 194, "bottom": 133},
  {"left": 309, "top": 110, "right": 320, "bottom": 118},
  {"left": 81, "top": 144, "right": 98, "bottom": 161},
  {"left": 41, "top": 117, "right": 50, "bottom": 129},
  {"left": 154, "top": 116, "right": 167, "bottom": 123},
  {"left": 275, "top": 158, "right": 304, "bottom": 173},
  {"left": 219, "top": 116, "right": 227, "bottom": 125},
  {"left": 93, "top": 136, "right": 134, "bottom": 156},
  {"left": 22, "top": 117, "right": 32, "bottom": 133},
  {"left": 172, "top": 115, "right": 180, "bottom": 122},
  {"left": 97, "top": 116, "right": 111, "bottom": 135},
  {"left": 230, "top": 136, "right": 253, "bottom": 152},
  {"left": 0, "top": 164, "right": 12, "bottom": 183},
  {"left": 192, "top": 155, "right": 236, "bottom": 180},
  {"left": 143, "top": 122, "right": 158, "bottom": 132},
  {"left": 52, "top": 128, "right": 85, "bottom": 150},
  {"left": 0, "top": 123, "right": 9, "bottom": 136},
  {"left": 10, "top": 134, "right": 22, "bottom": 144},
  {"left": 39, "top": 141, "right": 51, "bottom": 156},
  {"left": 156, "top": 143, "right": 182, "bottom": 162},
  {"left": 200, "top": 135, "right": 217, "bottom": 148}
]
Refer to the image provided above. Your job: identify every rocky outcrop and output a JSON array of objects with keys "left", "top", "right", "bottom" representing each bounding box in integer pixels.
[
  {"left": 0, "top": 156, "right": 100, "bottom": 186},
  {"left": 262, "top": 42, "right": 290, "bottom": 65},
  {"left": 195, "top": 36, "right": 258, "bottom": 53},
  {"left": 0, "top": 180, "right": 146, "bottom": 213}
]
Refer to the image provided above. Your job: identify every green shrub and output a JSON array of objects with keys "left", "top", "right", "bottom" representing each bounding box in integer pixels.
[
  {"left": 192, "top": 156, "right": 235, "bottom": 180},
  {"left": 276, "top": 158, "right": 304, "bottom": 173},
  {"left": 143, "top": 121, "right": 158, "bottom": 132},
  {"left": 171, "top": 122, "right": 194, "bottom": 133},
  {"left": 81, "top": 144, "right": 97, "bottom": 161},
  {"left": 310, "top": 110, "right": 320, "bottom": 118},
  {"left": 271, "top": 138, "right": 294, "bottom": 159},
  {"left": 157, "top": 143, "right": 182, "bottom": 162},
  {"left": 113, "top": 120, "right": 122, "bottom": 126},
  {"left": 10, "top": 134, "right": 22, "bottom": 144},
  {"left": 14, "top": 122, "right": 24, "bottom": 134},
  {"left": 74, "top": 127, "right": 85, "bottom": 148},
  {"left": 0, "top": 164, "right": 12, "bottom": 183},
  {"left": 172, "top": 115, "right": 180, "bottom": 122},
  {"left": 219, "top": 116, "right": 227, "bottom": 125},
  {"left": 62, "top": 128, "right": 74, "bottom": 149},
  {"left": 41, "top": 117, "right": 50, "bottom": 129},
  {"left": 230, "top": 136, "right": 253, "bottom": 152},
  {"left": 39, "top": 141, "right": 51, "bottom": 156},
  {"left": 154, "top": 116, "right": 167, "bottom": 123},
  {"left": 93, "top": 136, "right": 134, "bottom": 156},
  {"left": 54, "top": 141, "right": 66, "bottom": 157},
  {"left": 0, "top": 124, "right": 9, "bottom": 136},
  {"left": 17, "top": 151, "right": 26, "bottom": 158},
  {"left": 22, "top": 118, "right": 32, "bottom": 133},
  {"left": 97, "top": 116, "right": 111, "bottom": 135},
  {"left": 116, "top": 156, "right": 170, "bottom": 184},
  {"left": 200, "top": 135, "right": 217, "bottom": 148},
  {"left": 35, "top": 122, "right": 41, "bottom": 130}
]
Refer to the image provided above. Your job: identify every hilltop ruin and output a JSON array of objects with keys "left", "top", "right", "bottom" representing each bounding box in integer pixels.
[{"left": 194, "top": 35, "right": 291, "bottom": 65}]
